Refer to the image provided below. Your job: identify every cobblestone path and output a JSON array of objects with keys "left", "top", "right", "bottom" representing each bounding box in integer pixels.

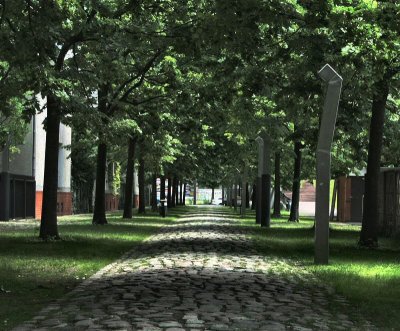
[{"left": 14, "top": 208, "right": 374, "bottom": 331}]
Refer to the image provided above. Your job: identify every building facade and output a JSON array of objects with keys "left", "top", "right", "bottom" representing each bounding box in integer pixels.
[{"left": 0, "top": 100, "right": 72, "bottom": 220}]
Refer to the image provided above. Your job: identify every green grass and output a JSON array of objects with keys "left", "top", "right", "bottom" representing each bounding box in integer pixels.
[
  {"left": 2, "top": 205, "right": 400, "bottom": 330},
  {"left": 240, "top": 209, "right": 400, "bottom": 330},
  {"left": 0, "top": 208, "right": 181, "bottom": 331}
]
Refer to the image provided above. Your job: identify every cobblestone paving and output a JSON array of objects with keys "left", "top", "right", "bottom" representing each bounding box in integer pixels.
[{"left": 14, "top": 209, "right": 375, "bottom": 331}]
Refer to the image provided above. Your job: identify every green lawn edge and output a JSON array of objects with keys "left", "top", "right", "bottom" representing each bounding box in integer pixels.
[
  {"left": 237, "top": 207, "right": 400, "bottom": 330},
  {"left": 0, "top": 207, "right": 189, "bottom": 330}
]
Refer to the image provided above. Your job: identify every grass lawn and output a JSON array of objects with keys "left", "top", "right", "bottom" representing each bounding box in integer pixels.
[
  {"left": 240, "top": 209, "right": 400, "bottom": 330},
  {"left": 0, "top": 208, "right": 184, "bottom": 331}
]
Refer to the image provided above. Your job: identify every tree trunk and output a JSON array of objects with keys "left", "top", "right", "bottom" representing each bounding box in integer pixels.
[
  {"left": 93, "top": 85, "right": 110, "bottom": 225},
  {"left": 123, "top": 137, "right": 136, "bottom": 219},
  {"left": 93, "top": 142, "right": 108, "bottom": 224},
  {"left": 39, "top": 93, "right": 61, "bottom": 239},
  {"left": 160, "top": 175, "right": 166, "bottom": 200},
  {"left": 222, "top": 187, "right": 225, "bottom": 205},
  {"left": 234, "top": 183, "right": 238, "bottom": 211},
  {"left": 171, "top": 177, "right": 176, "bottom": 208},
  {"left": 246, "top": 182, "right": 250, "bottom": 208},
  {"left": 151, "top": 174, "right": 157, "bottom": 211},
  {"left": 289, "top": 141, "right": 302, "bottom": 222},
  {"left": 360, "top": 80, "right": 389, "bottom": 247},
  {"left": 211, "top": 187, "right": 215, "bottom": 200},
  {"left": 183, "top": 183, "right": 187, "bottom": 205},
  {"left": 175, "top": 178, "right": 179, "bottom": 206},
  {"left": 138, "top": 152, "right": 145, "bottom": 214},
  {"left": 167, "top": 177, "right": 172, "bottom": 207},
  {"left": 272, "top": 152, "right": 281, "bottom": 218}
]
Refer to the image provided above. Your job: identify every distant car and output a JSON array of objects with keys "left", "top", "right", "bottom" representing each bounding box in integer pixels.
[{"left": 211, "top": 198, "right": 223, "bottom": 205}]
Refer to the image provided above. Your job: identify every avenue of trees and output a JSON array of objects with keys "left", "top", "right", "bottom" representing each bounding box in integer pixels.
[{"left": 1, "top": 1, "right": 400, "bottom": 248}]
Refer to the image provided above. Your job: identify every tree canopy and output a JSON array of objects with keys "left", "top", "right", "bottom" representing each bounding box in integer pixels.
[{"left": 1, "top": 0, "right": 399, "bottom": 245}]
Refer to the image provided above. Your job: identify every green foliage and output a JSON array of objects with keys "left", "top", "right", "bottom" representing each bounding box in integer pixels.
[
  {"left": 112, "top": 162, "right": 121, "bottom": 195},
  {"left": 2, "top": 0, "right": 400, "bottom": 241}
]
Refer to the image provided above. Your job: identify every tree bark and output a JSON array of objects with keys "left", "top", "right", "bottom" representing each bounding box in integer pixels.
[
  {"left": 289, "top": 141, "right": 302, "bottom": 222},
  {"left": 39, "top": 39, "right": 76, "bottom": 238},
  {"left": 246, "top": 183, "right": 250, "bottom": 208},
  {"left": 92, "top": 142, "right": 108, "bottom": 224},
  {"left": 167, "top": 177, "right": 172, "bottom": 207},
  {"left": 160, "top": 175, "right": 166, "bottom": 200},
  {"left": 39, "top": 93, "right": 61, "bottom": 239},
  {"left": 234, "top": 183, "right": 238, "bottom": 211},
  {"left": 360, "top": 80, "right": 390, "bottom": 247},
  {"left": 183, "top": 183, "right": 187, "bottom": 205},
  {"left": 151, "top": 174, "right": 157, "bottom": 211},
  {"left": 171, "top": 176, "right": 176, "bottom": 208},
  {"left": 175, "top": 178, "right": 179, "bottom": 206},
  {"left": 228, "top": 185, "right": 232, "bottom": 207},
  {"left": 211, "top": 187, "right": 215, "bottom": 200},
  {"left": 272, "top": 152, "right": 281, "bottom": 218},
  {"left": 138, "top": 152, "right": 145, "bottom": 214},
  {"left": 93, "top": 85, "right": 110, "bottom": 225},
  {"left": 123, "top": 137, "right": 136, "bottom": 218}
]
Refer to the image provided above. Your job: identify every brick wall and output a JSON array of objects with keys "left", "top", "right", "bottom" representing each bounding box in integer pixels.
[
  {"left": 57, "top": 192, "right": 72, "bottom": 216},
  {"left": 35, "top": 191, "right": 73, "bottom": 219},
  {"left": 35, "top": 191, "right": 43, "bottom": 219},
  {"left": 105, "top": 193, "right": 120, "bottom": 212}
]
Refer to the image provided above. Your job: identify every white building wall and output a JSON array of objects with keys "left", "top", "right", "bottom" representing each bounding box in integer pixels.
[
  {"left": 58, "top": 123, "right": 71, "bottom": 192},
  {"left": 0, "top": 121, "right": 34, "bottom": 176},
  {"left": 134, "top": 168, "right": 139, "bottom": 196},
  {"left": 33, "top": 96, "right": 72, "bottom": 193},
  {"left": 34, "top": 107, "right": 47, "bottom": 191}
]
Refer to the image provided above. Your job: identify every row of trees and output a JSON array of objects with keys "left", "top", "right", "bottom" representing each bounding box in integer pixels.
[{"left": 1, "top": 1, "right": 399, "bottom": 247}]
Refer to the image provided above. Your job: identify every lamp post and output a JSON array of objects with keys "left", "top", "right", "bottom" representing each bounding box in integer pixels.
[{"left": 315, "top": 64, "right": 343, "bottom": 265}]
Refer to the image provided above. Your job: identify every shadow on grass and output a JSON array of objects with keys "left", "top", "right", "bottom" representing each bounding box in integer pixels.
[
  {"left": 2, "top": 205, "right": 400, "bottom": 330},
  {"left": 247, "top": 224, "right": 400, "bottom": 264}
]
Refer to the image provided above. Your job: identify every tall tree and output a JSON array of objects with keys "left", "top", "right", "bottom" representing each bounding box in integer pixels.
[
  {"left": 92, "top": 85, "right": 111, "bottom": 224},
  {"left": 288, "top": 141, "right": 302, "bottom": 222},
  {"left": 138, "top": 147, "right": 146, "bottom": 214},
  {"left": 123, "top": 137, "right": 137, "bottom": 218}
]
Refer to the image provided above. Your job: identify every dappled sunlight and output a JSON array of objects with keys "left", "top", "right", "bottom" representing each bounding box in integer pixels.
[
  {"left": 2, "top": 205, "right": 395, "bottom": 330},
  {"left": 102, "top": 221, "right": 171, "bottom": 227},
  {"left": 17, "top": 207, "right": 357, "bottom": 331},
  {"left": 177, "top": 214, "right": 235, "bottom": 221},
  {"left": 0, "top": 208, "right": 185, "bottom": 330},
  {"left": 335, "top": 264, "right": 400, "bottom": 280},
  {"left": 40, "top": 266, "right": 332, "bottom": 330}
]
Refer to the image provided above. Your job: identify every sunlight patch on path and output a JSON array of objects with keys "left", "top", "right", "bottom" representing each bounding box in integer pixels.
[{"left": 13, "top": 206, "right": 376, "bottom": 331}]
